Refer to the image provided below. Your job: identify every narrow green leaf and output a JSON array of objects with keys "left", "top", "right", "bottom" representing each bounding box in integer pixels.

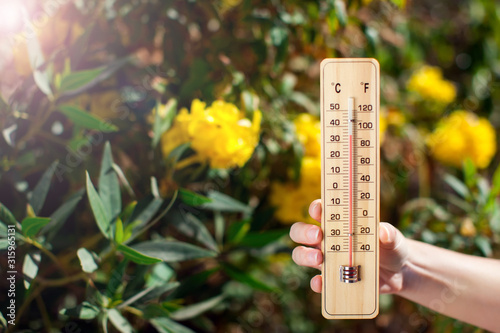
[
  {"left": 59, "top": 105, "right": 118, "bottom": 132},
  {"left": 146, "top": 263, "right": 175, "bottom": 288},
  {"left": 166, "top": 142, "right": 191, "bottom": 165},
  {"left": 443, "top": 174, "right": 469, "bottom": 199},
  {"left": 0, "top": 220, "right": 7, "bottom": 237},
  {"left": 30, "top": 161, "right": 58, "bottom": 215},
  {"left": 334, "top": 0, "right": 347, "bottom": 26},
  {"left": 21, "top": 217, "right": 50, "bottom": 238},
  {"left": 227, "top": 220, "right": 250, "bottom": 245},
  {"left": 60, "top": 301, "right": 100, "bottom": 320},
  {"left": 462, "top": 158, "right": 477, "bottom": 188},
  {"left": 201, "top": 191, "right": 252, "bottom": 215},
  {"left": 239, "top": 229, "right": 288, "bottom": 248},
  {"left": 152, "top": 99, "right": 177, "bottom": 147},
  {"left": 475, "top": 236, "right": 492, "bottom": 257},
  {"left": 99, "top": 142, "right": 121, "bottom": 220},
  {"left": 108, "top": 309, "right": 134, "bottom": 333},
  {"left": 117, "top": 244, "right": 162, "bottom": 265},
  {"left": 214, "top": 211, "right": 225, "bottom": 245},
  {"left": 490, "top": 205, "right": 500, "bottom": 233},
  {"left": 130, "top": 240, "right": 217, "bottom": 263},
  {"left": 491, "top": 163, "right": 500, "bottom": 198},
  {"left": 174, "top": 211, "right": 218, "bottom": 252},
  {"left": 0, "top": 240, "right": 8, "bottom": 249},
  {"left": 112, "top": 163, "right": 135, "bottom": 197},
  {"left": 22, "top": 252, "right": 41, "bottom": 289},
  {"left": 0, "top": 203, "right": 17, "bottom": 226},
  {"left": 126, "top": 196, "right": 163, "bottom": 236},
  {"left": 170, "top": 295, "right": 224, "bottom": 321},
  {"left": 59, "top": 67, "right": 105, "bottom": 93},
  {"left": 222, "top": 264, "right": 277, "bottom": 292},
  {"left": 0, "top": 310, "right": 6, "bottom": 328},
  {"left": 43, "top": 189, "right": 84, "bottom": 238},
  {"left": 60, "top": 57, "right": 130, "bottom": 98},
  {"left": 179, "top": 189, "right": 212, "bottom": 206},
  {"left": 115, "top": 218, "right": 124, "bottom": 244},
  {"left": 77, "top": 248, "right": 98, "bottom": 273},
  {"left": 122, "top": 282, "right": 179, "bottom": 306},
  {"left": 151, "top": 317, "right": 196, "bottom": 333},
  {"left": 86, "top": 172, "right": 112, "bottom": 238}
]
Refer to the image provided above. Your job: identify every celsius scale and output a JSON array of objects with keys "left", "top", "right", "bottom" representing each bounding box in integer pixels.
[{"left": 320, "top": 58, "right": 380, "bottom": 319}]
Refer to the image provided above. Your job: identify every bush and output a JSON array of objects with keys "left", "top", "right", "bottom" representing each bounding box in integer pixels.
[{"left": 0, "top": 0, "right": 499, "bottom": 332}]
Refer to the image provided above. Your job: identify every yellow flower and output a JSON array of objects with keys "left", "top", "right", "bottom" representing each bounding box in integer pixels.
[
  {"left": 161, "top": 99, "right": 261, "bottom": 169},
  {"left": 271, "top": 114, "right": 322, "bottom": 225},
  {"left": 427, "top": 111, "right": 496, "bottom": 169},
  {"left": 407, "top": 66, "right": 456, "bottom": 104},
  {"left": 270, "top": 156, "right": 321, "bottom": 225},
  {"left": 460, "top": 218, "right": 476, "bottom": 237},
  {"left": 294, "top": 113, "right": 321, "bottom": 157}
]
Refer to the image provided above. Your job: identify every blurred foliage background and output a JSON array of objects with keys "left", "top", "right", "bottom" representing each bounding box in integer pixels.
[{"left": 0, "top": 0, "right": 499, "bottom": 332}]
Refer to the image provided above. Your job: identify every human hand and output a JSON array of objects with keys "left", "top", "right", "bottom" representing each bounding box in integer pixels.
[{"left": 289, "top": 199, "right": 409, "bottom": 294}]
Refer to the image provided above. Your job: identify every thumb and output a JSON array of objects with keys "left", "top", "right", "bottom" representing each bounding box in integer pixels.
[{"left": 379, "top": 222, "right": 409, "bottom": 273}]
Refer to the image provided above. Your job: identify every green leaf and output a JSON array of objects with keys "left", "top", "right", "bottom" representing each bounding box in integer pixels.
[
  {"left": 152, "top": 99, "right": 177, "bottom": 147},
  {"left": 201, "top": 191, "right": 252, "bottom": 216},
  {"left": 58, "top": 105, "right": 118, "bottom": 132},
  {"left": 174, "top": 211, "right": 218, "bottom": 252},
  {"left": 106, "top": 259, "right": 127, "bottom": 298},
  {"left": 170, "top": 295, "right": 224, "bottom": 321},
  {"left": 60, "top": 301, "right": 100, "bottom": 320},
  {"left": 239, "top": 229, "right": 288, "bottom": 248},
  {"left": 151, "top": 317, "right": 196, "bottom": 333},
  {"left": 443, "top": 174, "right": 469, "bottom": 199},
  {"left": 29, "top": 161, "right": 58, "bottom": 215},
  {"left": 126, "top": 196, "right": 163, "bottom": 237},
  {"left": 59, "top": 67, "right": 105, "bottom": 93},
  {"left": 86, "top": 172, "right": 112, "bottom": 238},
  {"left": 227, "top": 220, "right": 250, "bottom": 245},
  {"left": 115, "top": 218, "right": 124, "bottom": 244},
  {"left": 475, "top": 236, "right": 492, "bottom": 257},
  {"left": 108, "top": 309, "right": 134, "bottom": 333},
  {"left": 22, "top": 252, "right": 41, "bottom": 289},
  {"left": 99, "top": 142, "right": 121, "bottom": 220},
  {"left": 0, "top": 203, "right": 18, "bottom": 226},
  {"left": 117, "top": 244, "right": 162, "bottom": 265},
  {"left": 59, "top": 57, "right": 130, "bottom": 98},
  {"left": 21, "top": 217, "right": 51, "bottom": 238},
  {"left": 0, "top": 240, "right": 8, "bottom": 250},
  {"left": 223, "top": 264, "right": 277, "bottom": 292},
  {"left": 146, "top": 263, "right": 175, "bottom": 288},
  {"left": 334, "top": 0, "right": 347, "bottom": 27},
  {"left": 179, "top": 189, "right": 212, "bottom": 206},
  {"left": 490, "top": 205, "right": 500, "bottom": 233},
  {"left": 462, "top": 158, "right": 477, "bottom": 188},
  {"left": 166, "top": 142, "right": 191, "bottom": 165},
  {"left": 43, "top": 189, "right": 84, "bottom": 239},
  {"left": 123, "top": 282, "right": 179, "bottom": 306},
  {"left": 0, "top": 310, "right": 6, "bottom": 328},
  {"left": 77, "top": 248, "right": 98, "bottom": 273},
  {"left": 130, "top": 240, "right": 217, "bottom": 263},
  {"left": 491, "top": 163, "right": 500, "bottom": 198},
  {"left": 0, "top": 220, "right": 7, "bottom": 238}
]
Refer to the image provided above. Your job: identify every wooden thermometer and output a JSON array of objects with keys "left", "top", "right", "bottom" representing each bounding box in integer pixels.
[{"left": 320, "top": 58, "right": 380, "bottom": 319}]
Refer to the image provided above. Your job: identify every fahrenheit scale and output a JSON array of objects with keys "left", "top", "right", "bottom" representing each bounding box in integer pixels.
[{"left": 320, "top": 58, "right": 380, "bottom": 319}]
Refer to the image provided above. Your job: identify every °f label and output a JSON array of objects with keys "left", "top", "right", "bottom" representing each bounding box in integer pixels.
[{"left": 320, "top": 58, "right": 380, "bottom": 319}]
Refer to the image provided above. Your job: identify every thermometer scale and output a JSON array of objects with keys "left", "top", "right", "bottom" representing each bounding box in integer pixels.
[{"left": 320, "top": 58, "right": 380, "bottom": 319}]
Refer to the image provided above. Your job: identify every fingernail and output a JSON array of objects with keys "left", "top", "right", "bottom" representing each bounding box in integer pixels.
[
  {"left": 308, "top": 251, "right": 318, "bottom": 264},
  {"left": 307, "top": 227, "right": 319, "bottom": 242},
  {"left": 381, "top": 224, "right": 392, "bottom": 243}
]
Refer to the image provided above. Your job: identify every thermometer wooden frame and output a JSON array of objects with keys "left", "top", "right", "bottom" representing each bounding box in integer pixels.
[{"left": 320, "top": 58, "right": 380, "bottom": 319}]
